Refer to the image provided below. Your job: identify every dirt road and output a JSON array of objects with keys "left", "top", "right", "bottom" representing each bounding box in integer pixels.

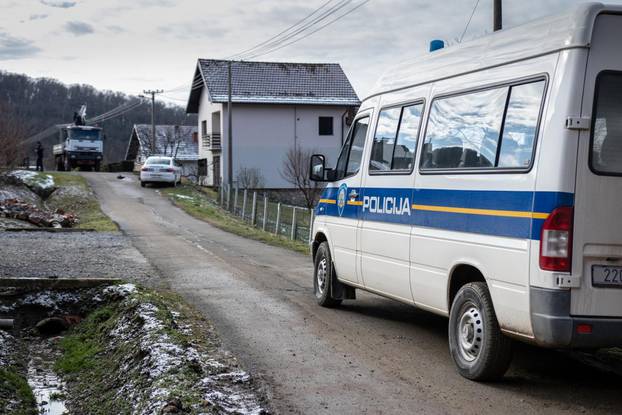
[{"left": 85, "top": 172, "right": 621, "bottom": 415}]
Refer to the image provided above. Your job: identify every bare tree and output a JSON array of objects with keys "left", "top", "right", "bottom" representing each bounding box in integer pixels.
[
  {"left": 159, "top": 126, "right": 182, "bottom": 158},
  {"left": 281, "top": 146, "right": 323, "bottom": 211},
  {"left": 0, "top": 102, "right": 27, "bottom": 169},
  {"left": 237, "top": 167, "right": 264, "bottom": 189}
]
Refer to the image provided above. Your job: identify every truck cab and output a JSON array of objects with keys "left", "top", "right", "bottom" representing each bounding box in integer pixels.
[{"left": 54, "top": 126, "right": 104, "bottom": 171}]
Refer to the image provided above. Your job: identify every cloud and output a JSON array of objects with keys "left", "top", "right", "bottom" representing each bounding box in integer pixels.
[
  {"left": 106, "top": 25, "right": 126, "bottom": 34},
  {"left": 157, "top": 20, "right": 228, "bottom": 40},
  {"left": 64, "top": 21, "right": 94, "bottom": 36},
  {"left": 29, "top": 14, "right": 49, "bottom": 20},
  {"left": 0, "top": 32, "right": 41, "bottom": 60},
  {"left": 40, "top": 0, "right": 76, "bottom": 8}
]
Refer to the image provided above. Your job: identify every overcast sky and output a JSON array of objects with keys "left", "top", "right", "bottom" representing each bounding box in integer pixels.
[{"left": 1, "top": 0, "right": 620, "bottom": 106}]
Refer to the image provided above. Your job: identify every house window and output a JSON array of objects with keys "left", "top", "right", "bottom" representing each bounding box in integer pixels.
[
  {"left": 319, "top": 116, "right": 334, "bottom": 136},
  {"left": 201, "top": 120, "right": 207, "bottom": 137}
]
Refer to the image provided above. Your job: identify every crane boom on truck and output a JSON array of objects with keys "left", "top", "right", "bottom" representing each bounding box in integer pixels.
[{"left": 53, "top": 105, "right": 104, "bottom": 171}]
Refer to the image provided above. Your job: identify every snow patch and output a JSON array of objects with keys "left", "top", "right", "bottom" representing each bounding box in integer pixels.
[
  {"left": 103, "top": 283, "right": 137, "bottom": 298},
  {"left": 172, "top": 194, "right": 194, "bottom": 200},
  {"left": 19, "top": 290, "right": 81, "bottom": 311}
]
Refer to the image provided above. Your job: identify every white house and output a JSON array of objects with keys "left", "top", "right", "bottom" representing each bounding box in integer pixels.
[
  {"left": 125, "top": 124, "right": 199, "bottom": 177},
  {"left": 185, "top": 59, "right": 360, "bottom": 188}
]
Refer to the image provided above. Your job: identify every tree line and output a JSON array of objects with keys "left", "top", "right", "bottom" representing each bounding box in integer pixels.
[{"left": 0, "top": 70, "right": 196, "bottom": 168}]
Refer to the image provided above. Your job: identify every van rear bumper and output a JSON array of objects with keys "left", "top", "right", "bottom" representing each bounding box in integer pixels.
[{"left": 530, "top": 287, "right": 622, "bottom": 348}]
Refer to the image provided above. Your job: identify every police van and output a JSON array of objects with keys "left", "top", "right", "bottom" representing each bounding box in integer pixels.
[{"left": 309, "top": 2, "right": 622, "bottom": 380}]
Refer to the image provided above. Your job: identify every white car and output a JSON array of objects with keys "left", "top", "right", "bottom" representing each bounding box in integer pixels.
[{"left": 140, "top": 156, "right": 182, "bottom": 187}]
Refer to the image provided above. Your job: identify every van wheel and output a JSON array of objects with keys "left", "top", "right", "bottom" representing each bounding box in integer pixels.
[
  {"left": 449, "top": 282, "right": 513, "bottom": 381},
  {"left": 140, "top": 181, "right": 146, "bottom": 188},
  {"left": 313, "top": 242, "right": 342, "bottom": 308}
]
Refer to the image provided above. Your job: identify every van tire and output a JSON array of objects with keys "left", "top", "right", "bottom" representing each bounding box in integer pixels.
[
  {"left": 313, "top": 241, "right": 342, "bottom": 308},
  {"left": 140, "top": 181, "right": 146, "bottom": 188},
  {"left": 448, "top": 282, "right": 513, "bottom": 381}
]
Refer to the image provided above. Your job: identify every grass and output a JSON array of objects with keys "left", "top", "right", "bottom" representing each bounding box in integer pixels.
[
  {"left": 46, "top": 172, "right": 118, "bottom": 232},
  {"left": 162, "top": 185, "right": 310, "bottom": 255},
  {"left": 0, "top": 368, "right": 37, "bottom": 415}
]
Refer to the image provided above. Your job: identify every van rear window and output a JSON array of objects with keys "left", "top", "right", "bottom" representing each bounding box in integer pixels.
[{"left": 591, "top": 72, "right": 622, "bottom": 175}]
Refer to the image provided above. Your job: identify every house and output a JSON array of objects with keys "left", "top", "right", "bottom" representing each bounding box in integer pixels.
[
  {"left": 125, "top": 124, "right": 199, "bottom": 177},
  {"left": 186, "top": 59, "right": 360, "bottom": 188}
]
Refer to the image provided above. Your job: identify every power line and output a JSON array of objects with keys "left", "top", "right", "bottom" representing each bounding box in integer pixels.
[
  {"left": 243, "top": 0, "right": 370, "bottom": 60},
  {"left": 459, "top": 0, "right": 480, "bottom": 43},
  {"left": 235, "top": 0, "right": 363, "bottom": 61},
  {"left": 227, "top": 0, "right": 338, "bottom": 60}
]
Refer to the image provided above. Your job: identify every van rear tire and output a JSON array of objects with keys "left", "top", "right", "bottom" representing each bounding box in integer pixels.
[
  {"left": 448, "top": 282, "right": 513, "bottom": 381},
  {"left": 313, "top": 242, "right": 342, "bottom": 308}
]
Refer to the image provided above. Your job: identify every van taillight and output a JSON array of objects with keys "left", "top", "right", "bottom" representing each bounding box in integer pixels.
[{"left": 540, "top": 206, "right": 573, "bottom": 272}]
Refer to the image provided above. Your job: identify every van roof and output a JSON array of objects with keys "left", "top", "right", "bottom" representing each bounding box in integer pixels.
[{"left": 366, "top": 2, "right": 621, "bottom": 101}]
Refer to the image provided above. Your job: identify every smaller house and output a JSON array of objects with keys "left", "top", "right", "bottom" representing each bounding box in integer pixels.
[{"left": 125, "top": 124, "right": 199, "bottom": 177}]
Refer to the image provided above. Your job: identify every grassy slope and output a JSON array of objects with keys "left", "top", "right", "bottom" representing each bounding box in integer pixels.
[
  {"left": 0, "top": 368, "right": 36, "bottom": 415},
  {"left": 162, "top": 185, "right": 310, "bottom": 255},
  {"left": 46, "top": 173, "right": 118, "bottom": 231}
]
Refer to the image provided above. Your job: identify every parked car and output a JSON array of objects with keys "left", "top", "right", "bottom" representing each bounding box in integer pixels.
[{"left": 140, "top": 156, "right": 181, "bottom": 187}]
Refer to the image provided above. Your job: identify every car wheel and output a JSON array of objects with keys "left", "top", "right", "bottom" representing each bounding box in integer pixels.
[
  {"left": 448, "top": 282, "right": 513, "bottom": 381},
  {"left": 140, "top": 181, "right": 146, "bottom": 188},
  {"left": 313, "top": 241, "right": 343, "bottom": 308}
]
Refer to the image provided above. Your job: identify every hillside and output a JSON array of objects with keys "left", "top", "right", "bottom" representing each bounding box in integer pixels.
[{"left": 0, "top": 71, "right": 196, "bottom": 165}]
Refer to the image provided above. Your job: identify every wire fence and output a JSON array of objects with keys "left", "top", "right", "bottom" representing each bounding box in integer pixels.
[{"left": 218, "top": 185, "right": 313, "bottom": 243}]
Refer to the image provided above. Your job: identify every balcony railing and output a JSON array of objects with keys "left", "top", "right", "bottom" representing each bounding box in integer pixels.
[{"left": 202, "top": 133, "right": 221, "bottom": 150}]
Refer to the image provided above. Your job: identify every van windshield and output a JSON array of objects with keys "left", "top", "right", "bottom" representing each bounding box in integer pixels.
[{"left": 591, "top": 72, "right": 622, "bottom": 175}]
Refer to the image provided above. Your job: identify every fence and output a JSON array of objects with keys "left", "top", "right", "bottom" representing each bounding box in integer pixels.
[{"left": 218, "top": 185, "right": 314, "bottom": 243}]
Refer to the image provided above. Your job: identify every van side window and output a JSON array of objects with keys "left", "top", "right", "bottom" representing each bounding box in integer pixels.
[
  {"left": 335, "top": 116, "right": 370, "bottom": 180},
  {"left": 370, "top": 108, "right": 401, "bottom": 171},
  {"left": 590, "top": 72, "right": 622, "bottom": 175},
  {"left": 498, "top": 81, "right": 546, "bottom": 168},
  {"left": 369, "top": 103, "right": 423, "bottom": 172},
  {"left": 421, "top": 79, "right": 545, "bottom": 171}
]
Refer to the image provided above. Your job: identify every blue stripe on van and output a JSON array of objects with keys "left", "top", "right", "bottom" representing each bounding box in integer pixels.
[{"left": 316, "top": 187, "right": 574, "bottom": 241}]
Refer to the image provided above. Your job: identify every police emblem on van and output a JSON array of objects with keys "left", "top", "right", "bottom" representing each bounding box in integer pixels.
[{"left": 337, "top": 183, "right": 347, "bottom": 217}]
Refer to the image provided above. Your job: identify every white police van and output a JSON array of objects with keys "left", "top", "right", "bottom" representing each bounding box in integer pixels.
[{"left": 309, "top": 2, "right": 622, "bottom": 380}]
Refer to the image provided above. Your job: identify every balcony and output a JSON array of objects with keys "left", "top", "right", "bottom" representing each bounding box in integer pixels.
[{"left": 202, "top": 133, "right": 221, "bottom": 150}]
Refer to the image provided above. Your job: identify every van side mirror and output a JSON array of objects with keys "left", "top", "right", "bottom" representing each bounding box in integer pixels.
[{"left": 310, "top": 154, "right": 331, "bottom": 182}]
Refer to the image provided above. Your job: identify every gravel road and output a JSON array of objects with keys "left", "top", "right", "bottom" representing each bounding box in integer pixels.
[
  {"left": 83, "top": 172, "right": 622, "bottom": 415},
  {"left": 0, "top": 231, "right": 157, "bottom": 282}
]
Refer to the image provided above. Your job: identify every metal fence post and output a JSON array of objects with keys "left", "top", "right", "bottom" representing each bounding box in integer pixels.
[
  {"left": 226, "top": 184, "right": 231, "bottom": 211},
  {"left": 275, "top": 203, "right": 281, "bottom": 235},
  {"left": 242, "top": 189, "right": 248, "bottom": 220},
  {"left": 290, "top": 207, "right": 297, "bottom": 240},
  {"left": 262, "top": 195, "right": 268, "bottom": 231},
  {"left": 251, "top": 192, "right": 257, "bottom": 226},
  {"left": 220, "top": 185, "right": 224, "bottom": 206},
  {"left": 233, "top": 186, "right": 239, "bottom": 214},
  {"left": 309, "top": 209, "right": 315, "bottom": 243}
]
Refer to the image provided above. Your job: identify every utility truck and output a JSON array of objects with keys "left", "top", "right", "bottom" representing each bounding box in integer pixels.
[{"left": 53, "top": 105, "right": 104, "bottom": 171}]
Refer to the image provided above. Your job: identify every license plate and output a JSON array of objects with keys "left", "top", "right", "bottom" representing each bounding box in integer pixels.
[{"left": 592, "top": 265, "right": 622, "bottom": 288}]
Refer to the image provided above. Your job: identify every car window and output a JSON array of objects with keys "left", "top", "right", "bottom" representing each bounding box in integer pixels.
[
  {"left": 346, "top": 117, "right": 370, "bottom": 176},
  {"left": 146, "top": 157, "right": 171, "bottom": 165},
  {"left": 335, "top": 116, "right": 370, "bottom": 180},
  {"left": 591, "top": 72, "right": 622, "bottom": 175},
  {"left": 370, "top": 108, "right": 401, "bottom": 171}
]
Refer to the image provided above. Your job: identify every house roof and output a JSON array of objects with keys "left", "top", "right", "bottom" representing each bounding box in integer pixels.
[
  {"left": 126, "top": 124, "right": 199, "bottom": 161},
  {"left": 367, "top": 2, "right": 620, "bottom": 101},
  {"left": 186, "top": 59, "right": 361, "bottom": 113}
]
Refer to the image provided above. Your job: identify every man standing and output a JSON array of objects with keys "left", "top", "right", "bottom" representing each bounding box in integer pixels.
[{"left": 35, "top": 141, "right": 44, "bottom": 172}]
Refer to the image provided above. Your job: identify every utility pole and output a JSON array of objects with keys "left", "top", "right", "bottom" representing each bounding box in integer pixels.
[
  {"left": 227, "top": 61, "right": 233, "bottom": 189},
  {"left": 493, "top": 0, "right": 502, "bottom": 31},
  {"left": 143, "top": 89, "right": 163, "bottom": 154}
]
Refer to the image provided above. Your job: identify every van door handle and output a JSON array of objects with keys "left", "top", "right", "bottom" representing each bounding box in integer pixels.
[{"left": 349, "top": 190, "right": 358, "bottom": 199}]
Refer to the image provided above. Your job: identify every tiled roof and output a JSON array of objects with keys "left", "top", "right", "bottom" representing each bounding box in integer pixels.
[
  {"left": 133, "top": 124, "right": 198, "bottom": 161},
  {"left": 187, "top": 59, "right": 360, "bottom": 112}
]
